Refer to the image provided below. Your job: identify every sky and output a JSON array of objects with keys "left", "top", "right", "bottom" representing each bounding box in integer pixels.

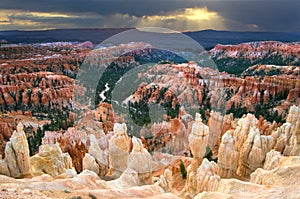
[{"left": 0, "top": 0, "right": 299, "bottom": 32}]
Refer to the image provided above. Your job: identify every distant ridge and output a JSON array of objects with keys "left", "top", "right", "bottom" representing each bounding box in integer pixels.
[{"left": 0, "top": 28, "right": 299, "bottom": 49}]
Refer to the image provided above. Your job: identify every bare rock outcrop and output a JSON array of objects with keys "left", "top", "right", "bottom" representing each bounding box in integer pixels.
[
  {"left": 196, "top": 158, "right": 220, "bottom": 193},
  {"left": 207, "top": 111, "right": 224, "bottom": 151},
  {"left": 214, "top": 113, "right": 234, "bottom": 152},
  {"left": 217, "top": 113, "right": 276, "bottom": 179},
  {"left": 270, "top": 105, "right": 300, "bottom": 156},
  {"left": 155, "top": 168, "right": 173, "bottom": 192},
  {"left": 237, "top": 126, "right": 274, "bottom": 178},
  {"left": 108, "top": 123, "right": 131, "bottom": 178},
  {"left": 42, "top": 128, "right": 88, "bottom": 173},
  {"left": 0, "top": 169, "right": 176, "bottom": 199},
  {"left": 84, "top": 133, "right": 109, "bottom": 177},
  {"left": 189, "top": 113, "right": 209, "bottom": 159},
  {"left": 283, "top": 105, "right": 300, "bottom": 155},
  {"left": 185, "top": 158, "right": 200, "bottom": 195},
  {"left": 172, "top": 118, "right": 188, "bottom": 154},
  {"left": 250, "top": 151, "right": 300, "bottom": 187},
  {"left": 210, "top": 41, "right": 300, "bottom": 65},
  {"left": 217, "top": 131, "right": 238, "bottom": 178},
  {"left": 83, "top": 153, "right": 100, "bottom": 175},
  {"left": 30, "top": 143, "right": 76, "bottom": 178},
  {"left": 109, "top": 136, "right": 153, "bottom": 188},
  {"left": 0, "top": 72, "right": 75, "bottom": 111},
  {"left": 195, "top": 150, "right": 300, "bottom": 199},
  {"left": 0, "top": 122, "right": 31, "bottom": 178},
  {"left": 95, "top": 102, "right": 115, "bottom": 134},
  {"left": 184, "top": 158, "right": 220, "bottom": 197}
]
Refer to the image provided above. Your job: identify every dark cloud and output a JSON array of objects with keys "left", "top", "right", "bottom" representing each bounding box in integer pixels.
[
  {"left": 205, "top": 0, "right": 300, "bottom": 31},
  {"left": 0, "top": 0, "right": 298, "bottom": 31},
  {"left": 0, "top": 0, "right": 205, "bottom": 16}
]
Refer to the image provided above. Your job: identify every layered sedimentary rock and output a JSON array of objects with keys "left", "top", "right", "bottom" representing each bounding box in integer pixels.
[
  {"left": 223, "top": 75, "right": 298, "bottom": 112},
  {"left": 0, "top": 72, "right": 75, "bottom": 111},
  {"left": 30, "top": 143, "right": 76, "bottom": 177},
  {"left": 217, "top": 131, "right": 238, "bottom": 178},
  {"left": 271, "top": 105, "right": 300, "bottom": 156},
  {"left": 242, "top": 65, "right": 300, "bottom": 77},
  {"left": 214, "top": 113, "right": 234, "bottom": 152},
  {"left": 0, "top": 122, "right": 31, "bottom": 178},
  {"left": 250, "top": 150, "right": 300, "bottom": 187},
  {"left": 82, "top": 153, "right": 100, "bottom": 175},
  {"left": 126, "top": 136, "right": 153, "bottom": 185},
  {"left": 42, "top": 114, "right": 110, "bottom": 175},
  {"left": 109, "top": 136, "right": 153, "bottom": 188},
  {"left": 217, "top": 113, "right": 276, "bottom": 179},
  {"left": 155, "top": 168, "right": 173, "bottom": 192},
  {"left": 184, "top": 158, "right": 220, "bottom": 197},
  {"left": 42, "top": 128, "right": 88, "bottom": 173},
  {"left": 189, "top": 113, "right": 209, "bottom": 159},
  {"left": 210, "top": 41, "right": 300, "bottom": 66},
  {"left": 196, "top": 158, "right": 220, "bottom": 193},
  {"left": 108, "top": 123, "right": 130, "bottom": 177},
  {"left": 171, "top": 118, "right": 188, "bottom": 154},
  {"left": 237, "top": 127, "right": 274, "bottom": 177},
  {"left": 185, "top": 158, "right": 200, "bottom": 195},
  {"left": 0, "top": 170, "right": 175, "bottom": 199},
  {"left": 207, "top": 111, "right": 224, "bottom": 150},
  {"left": 84, "top": 133, "right": 109, "bottom": 177},
  {"left": 94, "top": 102, "right": 115, "bottom": 134},
  {"left": 217, "top": 105, "right": 300, "bottom": 180},
  {"left": 195, "top": 150, "right": 300, "bottom": 199}
]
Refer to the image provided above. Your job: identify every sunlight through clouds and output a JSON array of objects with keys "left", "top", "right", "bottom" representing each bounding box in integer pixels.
[
  {"left": 0, "top": 8, "right": 227, "bottom": 31},
  {"left": 136, "top": 7, "right": 226, "bottom": 31}
]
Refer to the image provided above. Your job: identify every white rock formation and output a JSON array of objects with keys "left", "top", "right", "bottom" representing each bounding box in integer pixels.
[
  {"left": 196, "top": 158, "right": 220, "bottom": 193},
  {"left": 283, "top": 105, "right": 300, "bottom": 156},
  {"left": 217, "top": 131, "right": 238, "bottom": 178},
  {"left": 109, "top": 137, "right": 153, "bottom": 188},
  {"left": 82, "top": 153, "right": 100, "bottom": 175},
  {"left": 86, "top": 133, "right": 108, "bottom": 177},
  {"left": 155, "top": 168, "right": 172, "bottom": 192},
  {"left": 250, "top": 151, "right": 300, "bottom": 186},
  {"left": 109, "top": 123, "right": 130, "bottom": 177},
  {"left": 30, "top": 143, "right": 76, "bottom": 177},
  {"left": 207, "top": 111, "right": 224, "bottom": 149},
  {"left": 184, "top": 158, "right": 220, "bottom": 197},
  {"left": 0, "top": 122, "right": 31, "bottom": 178},
  {"left": 189, "top": 113, "right": 209, "bottom": 158},
  {"left": 185, "top": 158, "right": 200, "bottom": 195}
]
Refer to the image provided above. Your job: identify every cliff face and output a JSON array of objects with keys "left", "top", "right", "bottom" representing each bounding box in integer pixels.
[
  {"left": 242, "top": 65, "right": 300, "bottom": 76},
  {"left": 210, "top": 41, "right": 300, "bottom": 60},
  {"left": 216, "top": 105, "right": 300, "bottom": 180},
  {"left": 223, "top": 75, "right": 299, "bottom": 113},
  {"left": 209, "top": 41, "right": 300, "bottom": 74},
  {"left": 122, "top": 62, "right": 299, "bottom": 124},
  {"left": 0, "top": 72, "right": 75, "bottom": 110}
]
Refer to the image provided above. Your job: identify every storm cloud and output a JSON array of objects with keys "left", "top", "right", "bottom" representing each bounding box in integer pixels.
[{"left": 0, "top": 0, "right": 298, "bottom": 31}]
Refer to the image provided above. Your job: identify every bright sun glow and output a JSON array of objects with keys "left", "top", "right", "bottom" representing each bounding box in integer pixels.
[{"left": 137, "top": 7, "right": 226, "bottom": 32}]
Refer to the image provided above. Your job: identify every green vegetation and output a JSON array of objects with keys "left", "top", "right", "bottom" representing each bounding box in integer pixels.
[
  {"left": 128, "top": 101, "right": 151, "bottom": 126},
  {"left": 213, "top": 53, "right": 299, "bottom": 75},
  {"left": 226, "top": 106, "right": 249, "bottom": 119},
  {"left": 179, "top": 159, "right": 187, "bottom": 179},
  {"left": 88, "top": 193, "right": 97, "bottom": 199},
  {"left": 204, "top": 146, "right": 217, "bottom": 163},
  {"left": 226, "top": 102, "right": 286, "bottom": 124},
  {"left": 254, "top": 104, "right": 285, "bottom": 124},
  {"left": 27, "top": 126, "right": 44, "bottom": 156}
]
